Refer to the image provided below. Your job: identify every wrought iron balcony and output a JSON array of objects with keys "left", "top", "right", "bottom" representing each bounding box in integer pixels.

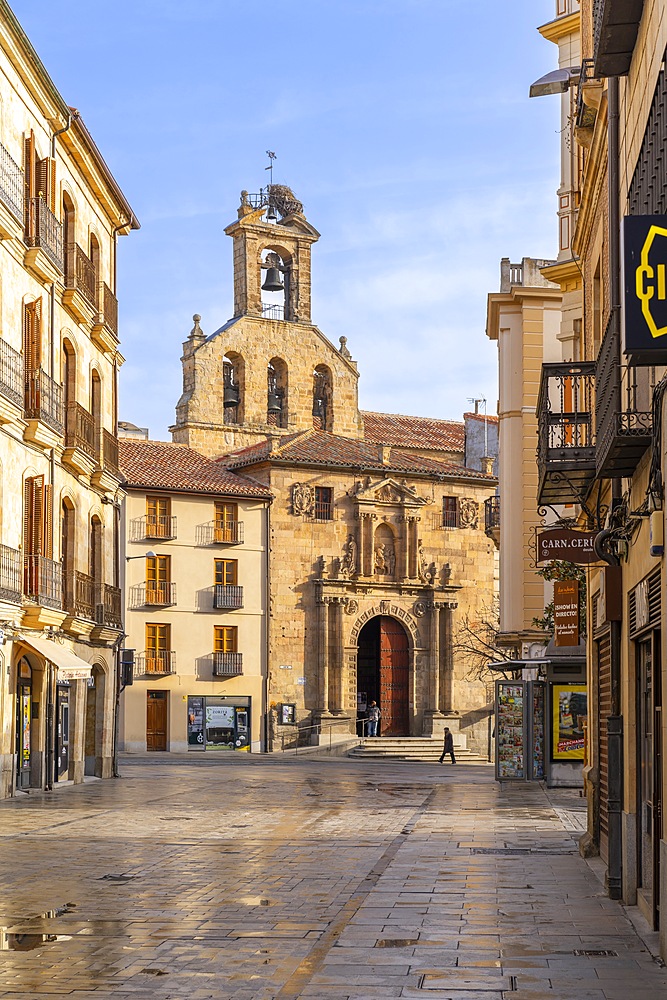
[
  {"left": 593, "top": 0, "right": 645, "bottom": 78},
  {"left": 24, "top": 196, "right": 64, "bottom": 272},
  {"left": 213, "top": 651, "right": 243, "bottom": 677},
  {"left": 102, "top": 429, "right": 121, "bottom": 477},
  {"left": 195, "top": 520, "right": 244, "bottom": 546},
  {"left": 95, "top": 583, "right": 122, "bottom": 629},
  {"left": 135, "top": 650, "right": 175, "bottom": 677},
  {"left": 63, "top": 570, "right": 95, "bottom": 620},
  {"left": 0, "top": 544, "right": 21, "bottom": 603},
  {"left": 65, "top": 242, "right": 97, "bottom": 309},
  {"left": 596, "top": 322, "right": 652, "bottom": 477},
  {"left": 102, "top": 283, "right": 118, "bottom": 336},
  {"left": 24, "top": 368, "right": 64, "bottom": 433},
  {"left": 0, "top": 143, "right": 23, "bottom": 223},
  {"left": 65, "top": 401, "right": 96, "bottom": 459},
  {"left": 0, "top": 337, "right": 23, "bottom": 409},
  {"left": 129, "top": 515, "right": 177, "bottom": 542},
  {"left": 129, "top": 581, "right": 176, "bottom": 608},
  {"left": 214, "top": 585, "right": 244, "bottom": 610},
  {"left": 537, "top": 362, "right": 596, "bottom": 506},
  {"left": 23, "top": 554, "right": 62, "bottom": 609},
  {"left": 484, "top": 496, "right": 500, "bottom": 537}
]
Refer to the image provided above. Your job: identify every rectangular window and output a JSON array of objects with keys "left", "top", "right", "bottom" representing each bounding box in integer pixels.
[
  {"left": 314, "top": 486, "right": 333, "bottom": 521},
  {"left": 146, "top": 554, "right": 170, "bottom": 604},
  {"left": 214, "top": 559, "right": 238, "bottom": 586},
  {"left": 442, "top": 497, "right": 459, "bottom": 529},
  {"left": 146, "top": 623, "right": 170, "bottom": 673},
  {"left": 214, "top": 501, "right": 237, "bottom": 542},
  {"left": 146, "top": 495, "right": 171, "bottom": 538},
  {"left": 214, "top": 625, "right": 237, "bottom": 653}
]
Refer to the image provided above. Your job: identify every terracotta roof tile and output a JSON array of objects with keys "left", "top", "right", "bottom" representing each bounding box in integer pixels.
[
  {"left": 361, "top": 410, "right": 465, "bottom": 452},
  {"left": 119, "top": 439, "right": 272, "bottom": 498},
  {"left": 463, "top": 411, "right": 499, "bottom": 424},
  {"left": 223, "top": 430, "right": 495, "bottom": 481}
]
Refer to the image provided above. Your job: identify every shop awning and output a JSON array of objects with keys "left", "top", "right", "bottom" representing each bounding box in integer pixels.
[
  {"left": 487, "top": 659, "right": 550, "bottom": 672},
  {"left": 17, "top": 635, "right": 93, "bottom": 680}
]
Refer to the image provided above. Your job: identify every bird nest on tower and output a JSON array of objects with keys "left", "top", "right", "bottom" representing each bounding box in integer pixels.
[{"left": 268, "top": 184, "right": 303, "bottom": 218}]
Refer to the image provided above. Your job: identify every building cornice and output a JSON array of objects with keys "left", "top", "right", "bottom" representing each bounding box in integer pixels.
[
  {"left": 537, "top": 11, "right": 580, "bottom": 44},
  {"left": 540, "top": 258, "right": 583, "bottom": 288}
]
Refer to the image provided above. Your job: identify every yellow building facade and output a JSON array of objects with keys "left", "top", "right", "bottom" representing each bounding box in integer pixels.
[{"left": 0, "top": 2, "right": 138, "bottom": 797}]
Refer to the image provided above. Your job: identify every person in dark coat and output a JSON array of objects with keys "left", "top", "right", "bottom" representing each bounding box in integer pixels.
[{"left": 439, "top": 727, "right": 456, "bottom": 764}]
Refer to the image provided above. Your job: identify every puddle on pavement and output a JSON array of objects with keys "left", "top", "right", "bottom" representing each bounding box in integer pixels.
[{"left": 0, "top": 903, "right": 77, "bottom": 951}]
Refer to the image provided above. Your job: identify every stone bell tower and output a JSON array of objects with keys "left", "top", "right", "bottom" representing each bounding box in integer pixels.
[{"left": 225, "top": 186, "right": 321, "bottom": 323}]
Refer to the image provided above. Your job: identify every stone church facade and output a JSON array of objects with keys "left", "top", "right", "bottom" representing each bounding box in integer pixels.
[{"left": 171, "top": 187, "right": 498, "bottom": 751}]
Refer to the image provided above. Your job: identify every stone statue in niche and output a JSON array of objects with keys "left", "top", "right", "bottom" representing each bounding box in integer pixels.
[
  {"left": 292, "top": 483, "right": 314, "bottom": 516},
  {"left": 418, "top": 538, "right": 431, "bottom": 583},
  {"left": 458, "top": 498, "right": 479, "bottom": 529},
  {"left": 340, "top": 534, "right": 358, "bottom": 578},
  {"left": 374, "top": 543, "right": 387, "bottom": 575},
  {"left": 374, "top": 538, "right": 396, "bottom": 577}
]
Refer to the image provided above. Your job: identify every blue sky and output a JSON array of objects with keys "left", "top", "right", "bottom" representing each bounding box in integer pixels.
[{"left": 17, "top": 0, "right": 561, "bottom": 438}]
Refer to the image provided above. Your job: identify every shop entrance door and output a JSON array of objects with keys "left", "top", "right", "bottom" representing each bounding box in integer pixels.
[
  {"left": 357, "top": 616, "right": 410, "bottom": 736},
  {"left": 147, "top": 691, "right": 168, "bottom": 751},
  {"left": 15, "top": 663, "right": 32, "bottom": 789},
  {"left": 55, "top": 685, "right": 69, "bottom": 780}
]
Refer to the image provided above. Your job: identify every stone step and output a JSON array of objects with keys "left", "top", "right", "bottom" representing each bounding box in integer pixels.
[{"left": 348, "top": 737, "right": 489, "bottom": 763}]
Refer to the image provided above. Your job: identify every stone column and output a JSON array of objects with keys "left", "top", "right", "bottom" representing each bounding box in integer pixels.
[
  {"left": 317, "top": 595, "right": 331, "bottom": 714},
  {"left": 329, "top": 598, "right": 346, "bottom": 713},
  {"left": 428, "top": 603, "right": 441, "bottom": 714},
  {"left": 359, "top": 512, "right": 375, "bottom": 577},
  {"left": 398, "top": 516, "right": 409, "bottom": 580},
  {"left": 440, "top": 601, "right": 457, "bottom": 714},
  {"left": 408, "top": 517, "right": 420, "bottom": 578}
]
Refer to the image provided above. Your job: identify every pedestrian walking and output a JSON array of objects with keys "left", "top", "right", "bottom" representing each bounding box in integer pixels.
[
  {"left": 439, "top": 727, "right": 456, "bottom": 763},
  {"left": 366, "top": 700, "right": 381, "bottom": 737}
]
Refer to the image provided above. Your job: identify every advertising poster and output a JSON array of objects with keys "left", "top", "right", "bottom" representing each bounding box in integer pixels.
[
  {"left": 552, "top": 684, "right": 587, "bottom": 759},
  {"left": 554, "top": 580, "right": 579, "bottom": 646},
  {"left": 496, "top": 682, "right": 525, "bottom": 779},
  {"left": 187, "top": 696, "right": 204, "bottom": 747},
  {"left": 532, "top": 684, "right": 545, "bottom": 780},
  {"left": 206, "top": 703, "right": 236, "bottom": 749}
]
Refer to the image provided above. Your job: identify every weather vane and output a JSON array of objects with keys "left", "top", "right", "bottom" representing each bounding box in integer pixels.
[{"left": 265, "top": 150, "right": 277, "bottom": 187}]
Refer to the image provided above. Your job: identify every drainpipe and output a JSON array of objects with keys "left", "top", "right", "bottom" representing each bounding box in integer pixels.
[{"left": 603, "top": 74, "right": 624, "bottom": 903}]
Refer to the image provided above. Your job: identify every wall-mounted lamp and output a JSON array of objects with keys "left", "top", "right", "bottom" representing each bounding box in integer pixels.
[
  {"left": 529, "top": 66, "right": 580, "bottom": 98},
  {"left": 126, "top": 551, "right": 156, "bottom": 562}
]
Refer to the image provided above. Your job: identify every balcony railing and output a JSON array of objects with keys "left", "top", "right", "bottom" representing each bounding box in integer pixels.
[
  {"left": 0, "top": 544, "right": 21, "bottom": 603},
  {"left": 24, "top": 368, "right": 64, "bottom": 433},
  {"left": 95, "top": 583, "right": 122, "bottom": 629},
  {"left": 484, "top": 496, "right": 500, "bottom": 536},
  {"left": 129, "top": 515, "right": 177, "bottom": 542},
  {"left": 0, "top": 142, "right": 23, "bottom": 223},
  {"left": 65, "top": 242, "right": 97, "bottom": 308},
  {"left": 66, "top": 570, "right": 95, "bottom": 621},
  {"left": 262, "top": 303, "right": 284, "bottom": 321},
  {"left": 596, "top": 322, "right": 652, "bottom": 477},
  {"left": 0, "top": 336, "right": 24, "bottom": 409},
  {"left": 25, "top": 196, "right": 64, "bottom": 272},
  {"left": 23, "top": 554, "right": 62, "bottom": 609},
  {"left": 213, "top": 651, "right": 243, "bottom": 676},
  {"left": 102, "top": 429, "right": 120, "bottom": 477},
  {"left": 214, "top": 585, "right": 244, "bottom": 610},
  {"left": 593, "top": 0, "right": 644, "bottom": 78},
  {"left": 135, "top": 650, "right": 176, "bottom": 677},
  {"left": 65, "top": 401, "right": 96, "bottom": 459},
  {"left": 537, "top": 361, "right": 596, "bottom": 506},
  {"left": 129, "top": 581, "right": 176, "bottom": 608},
  {"left": 196, "top": 520, "right": 244, "bottom": 546},
  {"left": 102, "top": 282, "right": 118, "bottom": 336}
]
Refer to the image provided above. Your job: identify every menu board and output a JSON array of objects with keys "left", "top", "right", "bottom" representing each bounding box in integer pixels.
[
  {"left": 532, "top": 684, "right": 545, "bottom": 779},
  {"left": 496, "top": 682, "right": 525, "bottom": 779}
]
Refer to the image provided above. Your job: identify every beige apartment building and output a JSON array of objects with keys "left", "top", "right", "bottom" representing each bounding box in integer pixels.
[
  {"left": 170, "top": 186, "right": 499, "bottom": 753},
  {"left": 118, "top": 437, "right": 271, "bottom": 753},
  {"left": 0, "top": 3, "right": 138, "bottom": 797}
]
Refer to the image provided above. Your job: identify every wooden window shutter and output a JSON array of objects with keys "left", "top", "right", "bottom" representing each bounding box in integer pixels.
[
  {"left": 48, "top": 157, "right": 57, "bottom": 212},
  {"left": 23, "top": 299, "right": 42, "bottom": 372},
  {"left": 35, "top": 156, "right": 56, "bottom": 212},
  {"left": 23, "top": 474, "right": 45, "bottom": 555},
  {"left": 24, "top": 130, "right": 36, "bottom": 235}
]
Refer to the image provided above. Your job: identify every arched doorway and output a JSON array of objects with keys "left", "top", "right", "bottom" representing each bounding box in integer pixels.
[
  {"left": 357, "top": 616, "right": 410, "bottom": 736},
  {"left": 84, "top": 665, "right": 106, "bottom": 776}
]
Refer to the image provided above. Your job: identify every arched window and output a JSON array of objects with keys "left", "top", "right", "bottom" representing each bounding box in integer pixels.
[
  {"left": 267, "top": 357, "right": 288, "bottom": 427},
  {"left": 61, "top": 496, "right": 76, "bottom": 614},
  {"left": 90, "top": 514, "right": 103, "bottom": 600},
  {"left": 223, "top": 352, "right": 244, "bottom": 425},
  {"left": 89, "top": 234, "right": 101, "bottom": 310},
  {"left": 63, "top": 192, "right": 76, "bottom": 284},
  {"left": 313, "top": 364, "right": 332, "bottom": 431},
  {"left": 91, "top": 370, "right": 102, "bottom": 461},
  {"left": 260, "top": 248, "right": 290, "bottom": 321}
]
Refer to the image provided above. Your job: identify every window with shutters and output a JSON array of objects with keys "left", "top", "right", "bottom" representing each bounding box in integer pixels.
[
  {"left": 146, "top": 496, "right": 171, "bottom": 538},
  {"left": 214, "top": 625, "right": 238, "bottom": 653},
  {"left": 214, "top": 559, "right": 237, "bottom": 586},
  {"left": 23, "top": 474, "right": 54, "bottom": 600},
  {"left": 23, "top": 299, "right": 42, "bottom": 372},
  {"left": 442, "top": 496, "right": 459, "bottom": 529},
  {"left": 214, "top": 501, "right": 238, "bottom": 542},
  {"left": 314, "top": 486, "right": 333, "bottom": 521},
  {"left": 146, "top": 554, "right": 171, "bottom": 605},
  {"left": 145, "top": 623, "right": 170, "bottom": 674}
]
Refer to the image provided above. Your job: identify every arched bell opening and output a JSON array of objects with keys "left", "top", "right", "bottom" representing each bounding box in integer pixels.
[
  {"left": 312, "top": 364, "right": 333, "bottom": 431},
  {"left": 357, "top": 617, "right": 410, "bottom": 736},
  {"left": 223, "top": 352, "right": 244, "bottom": 425},
  {"left": 260, "top": 247, "right": 290, "bottom": 321},
  {"left": 267, "top": 357, "right": 288, "bottom": 428}
]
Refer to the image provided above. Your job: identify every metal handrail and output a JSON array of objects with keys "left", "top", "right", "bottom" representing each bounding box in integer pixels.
[{"left": 279, "top": 717, "right": 363, "bottom": 754}]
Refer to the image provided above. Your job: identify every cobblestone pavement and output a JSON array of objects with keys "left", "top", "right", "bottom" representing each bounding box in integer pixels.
[{"left": 0, "top": 755, "right": 666, "bottom": 1000}]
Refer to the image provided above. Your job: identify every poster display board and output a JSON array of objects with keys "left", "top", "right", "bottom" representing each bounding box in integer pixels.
[
  {"left": 496, "top": 682, "right": 525, "bottom": 779},
  {"left": 532, "top": 684, "right": 545, "bottom": 779},
  {"left": 552, "top": 684, "right": 587, "bottom": 759}
]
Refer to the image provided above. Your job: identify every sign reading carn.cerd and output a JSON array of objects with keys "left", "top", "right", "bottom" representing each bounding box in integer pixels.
[{"left": 537, "top": 529, "right": 598, "bottom": 565}]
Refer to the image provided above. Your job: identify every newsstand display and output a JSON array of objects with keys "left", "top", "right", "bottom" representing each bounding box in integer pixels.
[{"left": 495, "top": 679, "right": 545, "bottom": 781}]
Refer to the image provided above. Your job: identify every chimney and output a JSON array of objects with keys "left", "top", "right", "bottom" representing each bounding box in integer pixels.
[
  {"left": 379, "top": 445, "right": 391, "bottom": 465},
  {"left": 481, "top": 456, "right": 494, "bottom": 475}
]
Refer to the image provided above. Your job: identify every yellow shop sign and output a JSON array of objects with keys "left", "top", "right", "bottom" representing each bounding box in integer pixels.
[{"left": 624, "top": 215, "right": 667, "bottom": 364}]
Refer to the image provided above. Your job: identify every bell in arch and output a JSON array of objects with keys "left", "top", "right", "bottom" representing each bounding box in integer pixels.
[
  {"left": 262, "top": 266, "right": 284, "bottom": 292},
  {"left": 223, "top": 382, "right": 240, "bottom": 408},
  {"left": 268, "top": 391, "right": 283, "bottom": 414}
]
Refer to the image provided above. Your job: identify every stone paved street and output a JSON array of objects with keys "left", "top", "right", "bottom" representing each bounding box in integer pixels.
[{"left": 0, "top": 756, "right": 665, "bottom": 1000}]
